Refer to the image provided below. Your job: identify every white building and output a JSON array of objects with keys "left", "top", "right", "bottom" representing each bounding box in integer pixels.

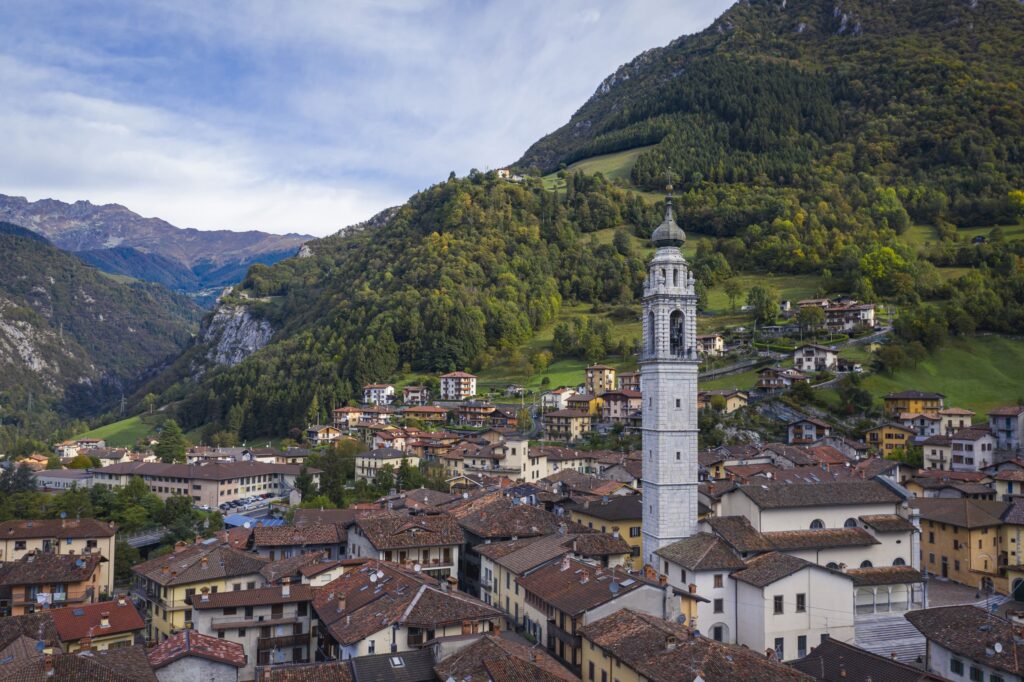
[
  {"left": 362, "top": 383, "right": 395, "bottom": 405},
  {"left": 951, "top": 426, "right": 998, "bottom": 471},
  {"left": 440, "top": 371, "right": 477, "bottom": 401},
  {"left": 541, "top": 387, "right": 576, "bottom": 411},
  {"left": 641, "top": 190, "right": 701, "bottom": 568},
  {"left": 989, "top": 405, "right": 1024, "bottom": 452},
  {"left": 907, "top": 605, "right": 1022, "bottom": 682},
  {"left": 792, "top": 344, "right": 838, "bottom": 373}
]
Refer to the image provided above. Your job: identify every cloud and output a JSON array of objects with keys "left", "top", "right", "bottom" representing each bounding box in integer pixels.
[{"left": 0, "top": 0, "right": 732, "bottom": 236}]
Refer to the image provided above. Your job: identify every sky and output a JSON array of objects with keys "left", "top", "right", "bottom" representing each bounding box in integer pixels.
[{"left": 0, "top": 1, "right": 732, "bottom": 236}]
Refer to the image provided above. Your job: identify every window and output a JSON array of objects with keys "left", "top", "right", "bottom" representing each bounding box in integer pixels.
[
  {"left": 950, "top": 659, "right": 964, "bottom": 675},
  {"left": 796, "top": 593, "right": 806, "bottom": 613},
  {"left": 893, "top": 557, "right": 906, "bottom": 566},
  {"left": 713, "top": 574, "right": 723, "bottom": 588},
  {"left": 797, "top": 635, "right": 807, "bottom": 658},
  {"left": 680, "top": 568, "right": 687, "bottom": 583},
  {"left": 223, "top": 607, "right": 237, "bottom": 616},
  {"left": 14, "top": 541, "right": 25, "bottom": 550},
  {"left": 629, "top": 527, "right": 641, "bottom": 538},
  {"left": 844, "top": 518, "right": 857, "bottom": 528},
  {"left": 810, "top": 519, "right": 825, "bottom": 529},
  {"left": 860, "top": 560, "right": 873, "bottom": 568},
  {"left": 238, "top": 629, "right": 246, "bottom": 637},
  {"left": 368, "top": 641, "right": 375, "bottom": 654},
  {"left": 773, "top": 595, "right": 784, "bottom": 615},
  {"left": 774, "top": 637, "right": 784, "bottom": 660},
  {"left": 712, "top": 625, "right": 724, "bottom": 642},
  {"left": 714, "top": 599, "right": 724, "bottom": 614},
  {"left": 991, "top": 675, "right": 1004, "bottom": 682},
  {"left": 826, "top": 562, "right": 839, "bottom": 570},
  {"left": 969, "top": 667, "right": 984, "bottom": 682},
  {"left": 588, "top": 661, "right": 594, "bottom": 681},
  {"left": 929, "top": 553, "right": 935, "bottom": 564},
  {"left": 929, "top": 532, "right": 935, "bottom": 543}
]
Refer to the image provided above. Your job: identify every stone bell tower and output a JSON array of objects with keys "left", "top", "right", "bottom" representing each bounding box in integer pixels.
[{"left": 640, "top": 187, "right": 700, "bottom": 569}]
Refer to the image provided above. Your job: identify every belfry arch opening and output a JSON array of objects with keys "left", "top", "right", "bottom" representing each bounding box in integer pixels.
[
  {"left": 669, "top": 310, "right": 684, "bottom": 355},
  {"left": 647, "top": 311, "right": 656, "bottom": 355}
]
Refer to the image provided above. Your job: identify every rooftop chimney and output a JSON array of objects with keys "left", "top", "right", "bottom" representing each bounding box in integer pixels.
[
  {"left": 44, "top": 654, "right": 54, "bottom": 676},
  {"left": 99, "top": 612, "right": 110, "bottom": 629},
  {"left": 659, "top": 574, "right": 668, "bottom": 587},
  {"left": 282, "top": 578, "right": 291, "bottom": 598},
  {"left": 611, "top": 526, "right": 620, "bottom": 539},
  {"left": 200, "top": 587, "right": 210, "bottom": 602},
  {"left": 117, "top": 595, "right": 127, "bottom": 607},
  {"left": 200, "top": 556, "right": 208, "bottom": 569}
]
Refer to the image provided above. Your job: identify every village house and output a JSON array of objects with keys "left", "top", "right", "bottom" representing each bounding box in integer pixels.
[
  {"left": 939, "top": 407, "right": 976, "bottom": 435},
  {"left": 697, "top": 388, "right": 749, "bottom": 413},
  {"left": 476, "top": 534, "right": 571, "bottom": 628},
  {"left": 0, "top": 551, "right": 105, "bottom": 616},
  {"left": 793, "top": 344, "right": 838, "bottom": 373},
  {"left": 792, "top": 637, "right": 946, "bottom": 681},
  {"left": 564, "top": 496, "right": 643, "bottom": 568},
  {"left": 305, "top": 424, "right": 342, "bottom": 445},
  {"left": 148, "top": 629, "right": 246, "bottom": 682},
  {"left": 457, "top": 400, "right": 496, "bottom": 427},
  {"left": 331, "top": 406, "right": 363, "bottom": 431},
  {"left": 951, "top": 426, "right": 998, "bottom": 471},
  {"left": 912, "top": 498, "right": 1013, "bottom": 593},
  {"left": 617, "top": 371, "right": 641, "bottom": 392},
  {"left": 354, "top": 447, "right": 420, "bottom": 482},
  {"left": 189, "top": 581, "right": 314, "bottom": 678},
  {"left": 312, "top": 560, "right": 502, "bottom": 661},
  {"left": 580, "top": 608, "right": 810, "bottom": 682},
  {"left": 989, "top": 405, "right": 1024, "bottom": 453},
  {"left": 49, "top": 596, "right": 145, "bottom": 652},
  {"left": 541, "top": 387, "right": 576, "bottom": 411},
  {"left": 696, "top": 333, "right": 725, "bottom": 357},
  {"left": 787, "top": 418, "right": 831, "bottom": 444},
  {"left": 823, "top": 301, "right": 876, "bottom": 332},
  {"left": 535, "top": 446, "right": 599, "bottom": 476},
  {"left": 92, "top": 461, "right": 319, "bottom": 507},
  {"left": 401, "top": 404, "right": 449, "bottom": 425},
  {"left": 543, "top": 409, "right": 592, "bottom": 442},
  {"left": 401, "top": 385, "right": 430, "bottom": 405},
  {"left": 0, "top": 518, "right": 117, "bottom": 595},
  {"left": 884, "top": 391, "right": 945, "bottom": 418},
  {"left": 434, "top": 631, "right": 576, "bottom": 682},
  {"left": 755, "top": 367, "right": 809, "bottom": 393},
  {"left": 585, "top": 364, "right": 617, "bottom": 396},
  {"left": 518, "top": 556, "right": 698, "bottom": 676},
  {"left": 907, "top": 605, "right": 1024, "bottom": 682},
  {"left": 249, "top": 523, "right": 346, "bottom": 561},
  {"left": 131, "top": 540, "right": 270, "bottom": 642},
  {"left": 32, "top": 468, "right": 94, "bottom": 491},
  {"left": 567, "top": 393, "right": 604, "bottom": 418},
  {"left": 347, "top": 511, "right": 462, "bottom": 580},
  {"left": 599, "top": 389, "right": 642, "bottom": 423},
  {"left": 362, "top": 383, "right": 395, "bottom": 406},
  {"left": 898, "top": 412, "right": 943, "bottom": 437},
  {"left": 53, "top": 440, "right": 81, "bottom": 459},
  {"left": 440, "top": 371, "right": 477, "bottom": 400},
  {"left": 922, "top": 434, "right": 953, "bottom": 471},
  {"left": 865, "top": 423, "right": 916, "bottom": 454}
]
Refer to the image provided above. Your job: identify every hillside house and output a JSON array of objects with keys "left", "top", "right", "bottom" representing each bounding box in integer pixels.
[
  {"left": 354, "top": 448, "right": 420, "bottom": 482},
  {"left": 541, "top": 387, "right": 576, "bottom": 411},
  {"left": 401, "top": 405, "right": 448, "bottom": 424},
  {"left": 793, "top": 344, "right": 838, "bottom": 373},
  {"left": 566, "top": 393, "right": 603, "bottom": 416},
  {"left": 951, "top": 426, "right": 997, "bottom": 471},
  {"left": 402, "top": 385, "right": 430, "bottom": 405},
  {"left": 543, "top": 410, "right": 592, "bottom": 442},
  {"left": 899, "top": 412, "right": 943, "bottom": 437},
  {"left": 0, "top": 552, "right": 104, "bottom": 616},
  {"left": 599, "top": 389, "right": 642, "bottom": 423},
  {"left": 865, "top": 423, "right": 916, "bottom": 454},
  {"left": 697, "top": 389, "right": 749, "bottom": 413},
  {"left": 755, "top": 367, "right": 809, "bottom": 393},
  {"left": 585, "top": 364, "right": 617, "bottom": 396},
  {"left": 617, "top": 371, "right": 641, "bottom": 391},
  {"left": 440, "top": 371, "right": 477, "bottom": 401},
  {"left": 347, "top": 511, "right": 462, "bottom": 580},
  {"left": 362, "top": 383, "right": 395, "bottom": 406},
  {"left": 0, "top": 519, "right": 117, "bottom": 595},
  {"left": 696, "top": 333, "right": 725, "bottom": 357},
  {"left": 305, "top": 424, "right": 342, "bottom": 445},
  {"left": 940, "top": 407, "right": 975, "bottom": 435},
  {"left": 989, "top": 405, "right": 1024, "bottom": 452},
  {"left": 884, "top": 391, "right": 945, "bottom": 418}
]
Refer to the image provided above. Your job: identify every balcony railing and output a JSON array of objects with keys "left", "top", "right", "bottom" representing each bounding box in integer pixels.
[
  {"left": 257, "top": 633, "right": 309, "bottom": 650},
  {"left": 547, "top": 620, "right": 581, "bottom": 648}
]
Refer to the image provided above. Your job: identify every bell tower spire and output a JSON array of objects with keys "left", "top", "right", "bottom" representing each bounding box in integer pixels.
[{"left": 641, "top": 185, "right": 699, "bottom": 568}]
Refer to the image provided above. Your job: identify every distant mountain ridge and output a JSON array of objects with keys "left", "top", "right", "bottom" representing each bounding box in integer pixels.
[
  {"left": 0, "top": 194, "right": 313, "bottom": 304},
  {"left": 0, "top": 222, "right": 202, "bottom": 421}
]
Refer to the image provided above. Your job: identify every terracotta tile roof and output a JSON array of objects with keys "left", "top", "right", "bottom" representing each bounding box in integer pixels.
[
  {"left": 995, "top": 470, "right": 1024, "bottom": 482},
  {"left": 95, "top": 461, "right": 319, "bottom": 480},
  {"left": 859, "top": 514, "right": 917, "bottom": 533},
  {"left": 0, "top": 518, "right": 116, "bottom": 539},
  {"left": 517, "top": 558, "right": 647, "bottom": 616},
  {"left": 761, "top": 528, "right": 880, "bottom": 551},
  {"left": 564, "top": 495, "right": 641, "bottom": 521},
  {"left": 1002, "top": 500, "right": 1024, "bottom": 526},
  {"left": 699, "top": 480, "right": 737, "bottom": 501},
  {"left": 921, "top": 434, "right": 952, "bottom": 446},
  {"left": 0, "top": 552, "right": 102, "bottom": 586},
  {"left": 853, "top": 457, "right": 899, "bottom": 478},
  {"left": 910, "top": 499, "right": 1007, "bottom": 528},
  {"left": 579, "top": 609, "right": 811, "bottom": 682},
  {"left": 349, "top": 649, "right": 436, "bottom": 682},
  {"left": 492, "top": 534, "right": 573, "bottom": 575},
  {"left": 0, "top": 612, "right": 60, "bottom": 652},
  {"left": 569, "top": 532, "right": 631, "bottom": 558},
  {"left": 846, "top": 566, "right": 923, "bottom": 587},
  {"left": 913, "top": 469, "right": 990, "bottom": 482},
  {"left": 148, "top": 629, "right": 246, "bottom": 670},
  {"left": 791, "top": 637, "right": 943, "bottom": 681},
  {"left": 191, "top": 583, "right": 313, "bottom": 609},
  {"left": 952, "top": 426, "right": 993, "bottom": 441},
  {"left": 252, "top": 523, "right": 342, "bottom": 547},
  {"left": 254, "top": 660, "right": 354, "bottom": 681},
  {"left": 451, "top": 495, "right": 562, "bottom": 539},
  {"left": 47, "top": 646, "right": 157, "bottom": 682},
  {"left": 48, "top": 599, "right": 144, "bottom": 642},
  {"left": 354, "top": 511, "right": 463, "bottom": 550},
  {"left": 705, "top": 516, "right": 773, "bottom": 553},
  {"left": 885, "top": 391, "right": 944, "bottom": 400},
  {"left": 475, "top": 536, "right": 544, "bottom": 562},
  {"left": 762, "top": 444, "right": 818, "bottom": 466},
  {"left": 738, "top": 480, "right": 901, "bottom": 509},
  {"left": 313, "top": 562, "right": 500, "bottom": 646},
  {"left": 434, "top": 634, "right": 577, "bottom": 682},
  {"left": 731, "top": 552, "right": 834, "bottom": 588},
  {"left": 401, "top": 488, "right": 459, "bottom": 508},
  {"left": 292, "top": 508, "right": 362, "bottom": 527},
  {"left": 989, "top": 405, "right": 1024, "bottom": 416},
  {"left": 906, "top": 606, "right": 1024, "bottom": 676},
  {"left": 804, "top": 445, "right": 849, "bottom": 465},
  {"left": 260, "top": 551, "right": 327, "bottom": 582},
  {"left": 132, "top": 541, "right": 269, "bottom": 586},
  {"left": 655, "top": 533, "right": 746, "bottom": 571}
]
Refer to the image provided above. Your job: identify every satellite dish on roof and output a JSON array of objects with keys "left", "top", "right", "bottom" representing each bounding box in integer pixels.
[
  {"left": 377, "top": 570, "right": 385, "bottom": 580},
  {"left": 244, "top": 522, "right": 252, "bottom": 529},
  {"left": 59, "top": 512, "right": 67, "bottom": 519},
  {"left": 677, "top": 614, "right": 687, "bottom": 624},
  {"left": 995, "top": 642, "right": 1004, "bottom": 653},
  {"left": 414, "top": 563, "right": 421, "bottom": 573},
  {"left": 370, "top": 574, "right": 378, "bottom": 583},
  {"left": 609, "top": 580, "right": 619, "bottom": 595}
]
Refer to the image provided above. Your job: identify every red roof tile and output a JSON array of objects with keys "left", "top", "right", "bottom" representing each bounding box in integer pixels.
[
  {"left": 48, "top": 599, "right": 144, "bottom": 642},
  {"left": 148, "top": 629, "right": 246, "bottom": 670}
]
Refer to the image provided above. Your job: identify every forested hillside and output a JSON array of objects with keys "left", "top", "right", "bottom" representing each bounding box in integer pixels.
[
  {"left": 0, "top": 223, "right": 202, "bottom": 449},
  {"left": 518, "top": 0, "right": 1024, "bottom": 264},
  {"left": 145, "top": 174, "right": 658, "bottom": 439}
]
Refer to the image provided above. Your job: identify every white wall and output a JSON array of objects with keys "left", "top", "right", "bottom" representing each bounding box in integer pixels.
[{"left": 660, "top": 559, "right": 736, "bottom": 643}]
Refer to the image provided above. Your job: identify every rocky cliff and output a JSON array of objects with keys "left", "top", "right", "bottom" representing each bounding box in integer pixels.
[{"left": 200, "top": 304, "right": 274, "bottom": 368}]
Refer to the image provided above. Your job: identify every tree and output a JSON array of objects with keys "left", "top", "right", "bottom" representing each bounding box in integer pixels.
[
  {"left": 114, "top": 540, "right": 141, "bottom": 583},
  {"left": 396, "top": 459, "right": 423, "bottom": 491},
  {"left": 67, "top": 454, "right": 94, "bottom": 469},
  {"left": 299, "top": 494, "right": 336, "bottom": 509},
  {"left": 747, "top": 285, "right": 780, "bottom": 325},
  {"left": 154, "top": 420, "right": 187, "bottom": 463},
  {"left": 53, "top": 486, "right": 93, "bottom": 519},
  {"left": 0, "top": 464, "right": 37, "bottom": 494},
  {"left": 142, "top": 393, "right": 157, "bottom": 415},
  {"left": 517, "top": 409, "right": 534, "bottom": 432},
  {"left": 723, "top": 279, "right": 744, "bottom": 312},
  {"left": 797, "top": 305, "right": 825, "bottom": 336},
  {"left": 294, "top": 466, "right": 315, "bottom": 501},
  {"left": 46, "top": 454, "right": 62, "bottom": 470},
  {"left": 373, "top": 464, "right": 395, "bottom": 493}
]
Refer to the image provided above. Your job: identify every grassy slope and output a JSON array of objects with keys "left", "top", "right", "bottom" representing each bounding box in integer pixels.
[{"left": 75, "top": 415, "right": 155, "bottom": 447}]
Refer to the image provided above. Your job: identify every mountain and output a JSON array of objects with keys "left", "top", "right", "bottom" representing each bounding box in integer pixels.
[
  {"left": 517, "top": 0, "right": 1024, "bottom": 228},
  {"left": 0, "top": 222, "right": 203, "bottom": 425},
  {"left": 0, "top": 194, "right": 313, "bottom": 305}
]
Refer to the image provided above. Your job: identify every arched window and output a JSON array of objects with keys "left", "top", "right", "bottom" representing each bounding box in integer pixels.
[
  {"left": 860, "top": 560, "right": 873, "bottom": 568},
  {"left": 844, "top": 518, "right": 858, "bottom": 528},
  {"left": 893, "top": 557, "right": 906, "bottom": 566},
  {"left": 810, "top": 519, "right": 825, "bottom": 529},
  {"left": 826, "top": 562, "right": 839, "bottom": 570},
  {"left": 647, "top": 312, "right": 656, "bottom": 355},
  {"left": 669, "top": 310, "right": 684, "bottom": 355}
]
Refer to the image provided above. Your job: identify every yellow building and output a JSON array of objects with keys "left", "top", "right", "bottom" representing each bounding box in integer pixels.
[
  {"left": 566, "top": 496, "right": 643, "bottom": 569},
  {"left": 884, "top": 391, "right": 945, "bottom": 418},
  {"left": 585, "top": 365, "right": 617, "bottom": 396},
  {"left": 697, "top": 389, "right": 749, "bottom": 414},
  {"left": 0, "top": 552, "right": 104, "bottom": 616},
  {"left": 131, "top": 540, "right": 269, "bottom": 642},
  {"left": 913, "top": 498, "right": 1008, "bottom": 594},
  {"left": 0, "top": 519, "right": 117, "bottom": 596},
  {"left": 866, "top": 423, "right": 916, "bottom": 453},
  {"left": 49, "top": 598, "right": 145, "bottom": 651},
  {"left": 354, "top": 448, "right": 421, "bottom": 482},
  {"left": 543, "top": 409, "right": 592, "bottom": 442},
  {"left": 567, "top": 393, "right": 605, "bottom": 417}
]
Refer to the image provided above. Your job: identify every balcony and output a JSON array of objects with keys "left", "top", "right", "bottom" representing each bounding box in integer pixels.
[
  {"left": 211, "top": 615, "right": 300, "bottom": 629},
  {"left": 547, "top": 619, "right": 581, "bottom": 649},
  {"left": 257, "top": 632, "right": 310, "bottom": 651}
]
